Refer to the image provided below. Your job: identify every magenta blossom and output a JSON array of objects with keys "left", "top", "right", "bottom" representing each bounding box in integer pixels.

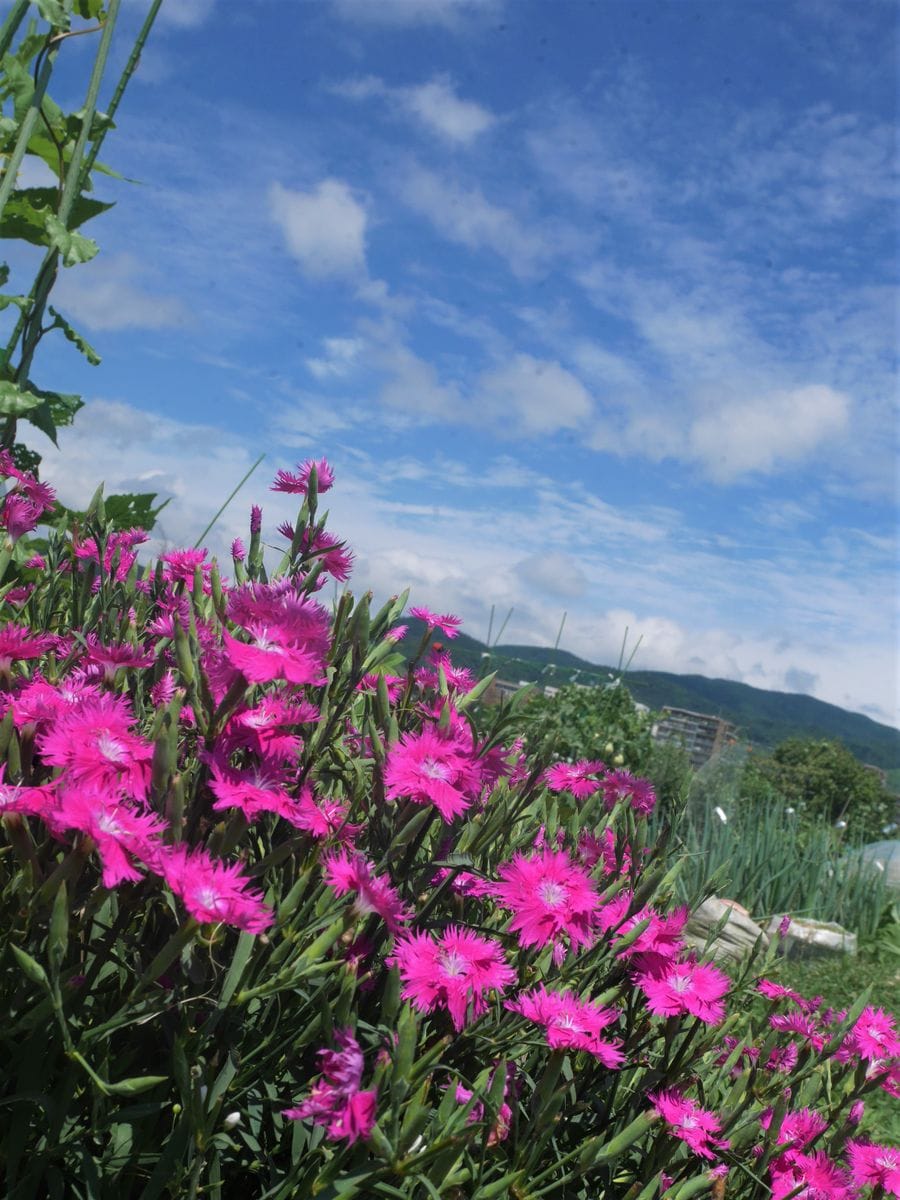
[
  {"left": 388, "top": 926, "right": 515, "bottom": 1031},
  {"left": 492, "top": 849, "right": 599, "bottom": 963},
  {"left": 637, "top": 957, "right": 729, "bottom": 1025},
  {"left": 383, "top": 726, "right": 481, "bottom": 822},
  {"left": 507, "top": 985, "right": 624, "bottom": 1066},
  {"left": 847, "top": 1142, "right": 900, "bottom": 1196},
  {"left": 157, "top": 844, "right": 273, "bottom": 933},
  {"left": 37, "top": 693, "right": 153, "bottom": 801},
  {"left": 408, "top": 606, "right": 462, "bottom": 638},
  {"left": 651, "top": 1090, "right": 730, "bottom": 1161},
  {"left": 48, "top": 787, "right": 164, "bottom": 887},
  {"left": 544, "top": 760, "right": 604, "bottom": 799},
  {"left": 601, "top": 768, "right": 657, "bottom": 815},
  {"left": 321, "top": 850, "right": 411, "bottom": 933},
  {"left": 271, "top": 456, "right": 335, "bottom": 495},
  {"left": 848, "top": 1006, "right": 900, "bottom": 1061},
  {"left": 282, "top": 1028, "right": 376, "bottom": 1145},
  {"left": 770, "top": 1151, "right": 853, "bottom": 1200}
]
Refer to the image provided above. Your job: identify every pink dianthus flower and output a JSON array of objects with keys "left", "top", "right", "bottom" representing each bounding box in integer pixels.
[
  {"left": 282, "top": 1028, "right": 376, "bottom": 1145},
  {"left": 384, "top": 726, "right": 480, "bottom": 822},
  {"left": 388, "top": 926, "right": 514, "bottom": 1030},
  {"left": 601, "top": 768, "right": 657, "bottom": 815},
  {"left": 637, "top": 957, "right": 729, "bottom": 1025},
  {"left": 157, "top": 844, "right": 273, "bottom": 933},
  {"left": 492, "top": 849, "right": 599, "bottom": 963},
  {"left": 847, "top": 1141, "right": 900, "bottom": 1196},
  {"left": 37, "top": 693, "right": 153, "bottom": 801},
  {"left": 650, "top": 1090, "right": 730, "bottom": 1161},
  {"left": 544, "top": 759, "right": 604, "bottom": 799},
  {"left": 848, "top": 1006, "right": 900, "bottom": 1061},
  {"left": 506, "top": 985, "right": 624, "bottom": 1066},
  {"left": 769, "top": 1151, "right": 852, "bottom": 1200},
  {"left": 48, "top": 787, "right": 164, "bottom": 888},
  {"left": 271, "top": 457, "right": 335, "bottom": 495},
  {"left": 321, "top": 850, "right": 411, "bottom": 933},
  {"left": 408, "top": 607, "right": 462, "bottom": 638}
]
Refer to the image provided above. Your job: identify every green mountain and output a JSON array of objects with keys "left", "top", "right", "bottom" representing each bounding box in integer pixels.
[{"left": 399, "top": 620, "right": 900, "bottom": 772}]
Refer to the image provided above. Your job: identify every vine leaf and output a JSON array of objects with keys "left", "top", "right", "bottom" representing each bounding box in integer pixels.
[{"left": 47, "top": 306, "right": 101, "bottom": 365}]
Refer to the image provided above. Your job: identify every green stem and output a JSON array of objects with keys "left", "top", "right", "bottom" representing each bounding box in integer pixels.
[
  {"left": 193, "top": 452, "right": 265, "bottom": 548},
  {"left": 0, "top": 0, "right": 29, "bottom": 60},
  {"left": 0, "top": 42, "right": 59, "bottom": 226}
]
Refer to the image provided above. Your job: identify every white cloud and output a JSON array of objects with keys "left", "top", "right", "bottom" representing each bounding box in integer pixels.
[
  {"left": 331, "top": 0, "right": 500, "bottom": 28},
  {"left": 688, "top": 384, "right": 850, "bottom": 481},
  {"left": 335, "top": 75, "right": 495, "bottom": 144},
  {"left": 53, "top": 253, "right": 187, "bottom": 332},
  {"left": 306, "top": 337, "right": 366, "bottom": 380},
  {"left": 479, "top": 354, "right": 593, "bottom": 434},
  {"left": 34, "top": 398, "right": 898, "bottom": 727},
  {"left": 269, "top": 180, "right": 367, "bottom": 279},
  {"left": 401, "top": 166, "right": 549, "bottom": 277}
]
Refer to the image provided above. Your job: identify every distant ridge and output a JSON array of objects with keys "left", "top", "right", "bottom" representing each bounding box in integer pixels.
[{"left": 398, "top": 619, "right": 900, "bottom": 772}]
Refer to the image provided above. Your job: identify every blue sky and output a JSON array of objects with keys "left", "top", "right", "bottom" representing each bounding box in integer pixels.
[{"left": 13, "top": 0, "right": 899, "bottom": 726}]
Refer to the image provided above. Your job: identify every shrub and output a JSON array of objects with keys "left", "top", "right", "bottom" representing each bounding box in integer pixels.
[
  {"left": 520, "top": 679, "right": 654, "bottom": 773},
  {"left": 0, "top": 457, "right": 896, "bottom": 1198}
]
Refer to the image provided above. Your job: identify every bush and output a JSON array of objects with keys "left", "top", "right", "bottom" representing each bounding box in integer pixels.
[
  {"left": 0, "top": 457, "right": 897, "bottom": 1198},
  {"left": 519, "top": 679, "right": 654, "bottom": 772}
]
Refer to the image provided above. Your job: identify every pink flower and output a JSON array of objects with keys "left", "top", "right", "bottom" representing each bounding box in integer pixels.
[
  {"left": 452, "top": 1063, "right": 514, "bottom": 1145},
  {"left": 12, "top": 677, "right": 103, "bottom": 732},
  {"left": 766, "top": 1043, "right": 799, "bottom": 1073},
  {"left": 408, "top": 607, "right": 462, "bottom": 638},
  {"left": 160, "top": 547, "right": 211, "bottom": 586},
  {"left": 544, "top": 760, "right": 604, "bottom": 799},
  {"left": 271, "top": 457, "right": 335, "bottom": 495},
  {"left": 250, "top": 504, "right": 262, "bottom": 534},
  {"left": 2, "top": 473, "right": 55, "bottom": 540},
  {"left": 321, "top": 850, "right": 411, "bottom": 933},
  {"left": 848, "top": 1006, "right": 900, "bottom": 1061},
  {"left": 601, "top": 768, "right": 657, "bottom": 815},
  {"left": 847, "top": 1142, "right": 900, "bottom": 1196},
  {"left": 0, "top": 624, "right": 56, "bottom": 672},
  {"left": 37, "top": 693, "right": 153, "bottom": 801},
  {"left": 492, "top": 849, "right": 599, "bottom": 962},
  {"left": 290, "top": 786, "right": 355, "bottom": 840},
  {"left": 0, "top": 767, "right": 53, "bottom": 818},
  {"left": 637, "top": 958, "right": 729, "bottom": 1025},
  {"left": 758, "top": 979, "right": 805, "bottom": 1005},
  {"left": 283, "top": 1028, "right": 376, "bottom": 1145},
  {"left": 388, "top": 926, "right": 515, "bottom": 1030},
  {"left": 761, "top": 1107, "right": 827, "bottom": 1164},
  {"left": 157, "top": 844, "right": 273, "bottom": 933},
  {"left": 48, "top": 787, "right": 164, "bottom": 887},
  {"left": 230, "top": 537, "right": 246, "bottom": 561},
  {"left": 770, "top": 1151, "right": 853, "bottom": 1200},
  {"left": 507, "top": 985, "right": 624, "bottom": 1066},
  {"left": 206, "top": 754, "right": 299, "bottom": 823},
  {"left": 650, "top": 1090, "right": 729, "bottom": 1161},
  {"left": 82, "top": 635, "right": 155, "bottom": 683},
  {"left": 223, "top": 603, "right": 329, "bottom": 686},
  {"left": 224, "top": 696, "right": 314, "bottom": 760},
  {"left": 383, "top": 726, "right": 480, "bottom": 822},
  {"left": 578, "top": 827, "right": 630, "bottom": 875}
]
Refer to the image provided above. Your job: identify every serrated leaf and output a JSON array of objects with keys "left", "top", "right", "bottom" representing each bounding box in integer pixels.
[
  {"left": 21, "top": 387, "right": 83, "bottom": 446},
  {"left": 0, "top": 380, "right": 42, "bottom": 416},
  {"left": 48, "top": 306, "right": 100, "bottom": 365},
  {"left": 44, "top": 213, "right": 98, "bottom": 266}
]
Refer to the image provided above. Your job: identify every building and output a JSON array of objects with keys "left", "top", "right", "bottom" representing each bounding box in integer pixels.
[{"left": 652, "top": 706, "right": 738, "bottom": 768}]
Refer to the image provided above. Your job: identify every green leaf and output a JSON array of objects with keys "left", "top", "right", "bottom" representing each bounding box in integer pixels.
[
  {"left": 35, "top": 0, "right": 70, "bottom": 27},
  {"left": 73, "top": 0, "right": 107, "bottom": 17},
  {"left": 0, "top": 293, "right": 29, "bottom": 311},
  {"left": 21, "top": 386, "right": 84, "bottom": 446},
  {"left": 48, "top": 305, "right": 101, "bottom": 365},
  {"left": 105, "top": 1075, "right": 168, "bottom": 1097},
  {"left": 10, "top": 944, "right": 50, "bottom": 990},
  {"left": 48, "top": 880, "right": 68, "bottom": 974},
  {"left": 104, "top": 491, "right": 169, "bottom": 531},
  {"left": 44, "top": 212, "right": 98, "bottom": 266},
  {"left": 0, "top": 380, "right": 42, "bottom": 416}
]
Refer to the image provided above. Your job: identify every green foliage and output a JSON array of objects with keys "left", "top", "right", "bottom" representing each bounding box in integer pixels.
[
  {"left": 519, "top": 680, "right": 654, "bottom": 772},
  {"left": 755, "top": 737, "right": 895, "bottom": 840},
  {"left": 674, "top": 753, "right": 891, "bottom": 938},
  {"left": 0, "top": 0, "right": 158, "bottom": 477}
]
